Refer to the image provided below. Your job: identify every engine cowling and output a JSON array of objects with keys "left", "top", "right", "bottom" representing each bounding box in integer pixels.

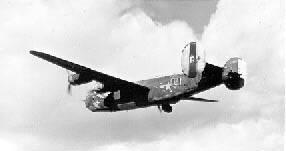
[
  {"left": 84, "top": 91, "right": 109, "bottom": 111},
  {"left": 222, "top": 58, "right": 247, "bottom": 90},
  {"left": 181, "top": 42, "right": 205, "bottom": 78},
  {"left": 68, "top": 73, "right": 93, "bottom": 86}
]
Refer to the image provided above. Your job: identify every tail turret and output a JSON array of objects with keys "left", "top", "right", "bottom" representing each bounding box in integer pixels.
[{"left": 222, "top": 58, "right": 247, "bottom": 90}]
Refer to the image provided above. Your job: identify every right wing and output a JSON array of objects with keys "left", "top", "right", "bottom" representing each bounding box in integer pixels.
[{"left": 30, "top": 51, "right": 150, "bottom": 93}]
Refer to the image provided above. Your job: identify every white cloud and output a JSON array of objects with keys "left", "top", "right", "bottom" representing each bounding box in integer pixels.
[
  {"left": 200, "top": 0, "right": 284, "bottom": 123},
  {"left": 0, "top": 139, "right": 20, "bottom": 151},
  {"left": 201, "top": 0, "right": 284, "bottom": 90},
  {"left": 94, "top": 119, "right": 283, "bottom": 151},
  {"left": 109, "top": 9, "right": 197, "bottom": 80}
]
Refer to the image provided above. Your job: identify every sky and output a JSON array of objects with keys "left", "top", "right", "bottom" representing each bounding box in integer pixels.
[{"left": 0, "top": 0, "right": 284, "bottom": 151}]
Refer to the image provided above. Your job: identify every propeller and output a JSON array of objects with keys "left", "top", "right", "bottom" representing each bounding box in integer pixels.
[
  {"left": 67, "top": 83, "right": 72, "bottom": 95},
  {"left": 157, "top": 105, "right": 162, "bottom": 113},
  {"left": 66, "top": 70, "right": 72, "bottom": 95}
]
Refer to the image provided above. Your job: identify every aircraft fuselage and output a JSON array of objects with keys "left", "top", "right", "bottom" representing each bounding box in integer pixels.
[{"left": 86, "top": 63, "right": 223, "bottom": 112}]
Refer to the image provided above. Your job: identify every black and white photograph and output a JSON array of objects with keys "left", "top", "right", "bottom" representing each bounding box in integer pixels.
[{"left": 0, "top": 0, "right": 284, "bottom": 150}]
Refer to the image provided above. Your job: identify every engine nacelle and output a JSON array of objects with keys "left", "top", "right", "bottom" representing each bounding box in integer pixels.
[
  {"left": 84, "top": 91, "right": 109, "bottom": 111},
  {"left": 181, "top": 42, "right": 205, "bottom": 78},
  {"left": 222, "top": 58, "right": 247, "bottom": 90},
  {"left": 68, "top": 73, "right": 93, "bottom": 86}
]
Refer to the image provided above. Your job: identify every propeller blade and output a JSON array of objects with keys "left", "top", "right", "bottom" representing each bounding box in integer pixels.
[
  {"left": 157, "top": 105, "right": 162, "bottom": 113},
  {"left": 67, "top": 83, "right": 72, "bottom": 95},
  {"left": 182, "top": 97, "right": 218, "bottom": 102},
  {"left": 66, "top": 69, "right": 72, "bottom": 95}
]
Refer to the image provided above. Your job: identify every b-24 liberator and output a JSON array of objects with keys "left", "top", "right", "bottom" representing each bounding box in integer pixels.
[{"left": 30, "top": 42, "right": 246, "bottom": 113}]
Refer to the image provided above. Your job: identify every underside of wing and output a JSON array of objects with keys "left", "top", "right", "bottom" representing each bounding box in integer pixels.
[{"left": 30, "top": 51, "right": 149, "bottom": 93}]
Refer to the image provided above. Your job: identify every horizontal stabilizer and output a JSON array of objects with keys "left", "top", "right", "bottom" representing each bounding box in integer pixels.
[{"left": 181, "top": 97, "right": 218, "bottom": 102}]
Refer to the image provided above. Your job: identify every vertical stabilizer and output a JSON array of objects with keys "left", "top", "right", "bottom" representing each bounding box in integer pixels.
[{"left": 181, "top": 42, "right": 197, "bottom": 78}]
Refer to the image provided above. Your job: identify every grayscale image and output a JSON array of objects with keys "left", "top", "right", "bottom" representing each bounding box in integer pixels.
[{"left": 0, "top": 0, "right": 284, "bottom": 150}]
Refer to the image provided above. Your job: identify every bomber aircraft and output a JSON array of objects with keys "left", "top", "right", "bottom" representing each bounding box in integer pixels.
[{"left": 30, "top": 42, "right": 246, "bottom": 113}]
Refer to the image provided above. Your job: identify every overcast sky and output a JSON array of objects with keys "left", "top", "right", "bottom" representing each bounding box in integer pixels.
[{"left": 0, "top": 0, "right": 284, "bottom": 151}]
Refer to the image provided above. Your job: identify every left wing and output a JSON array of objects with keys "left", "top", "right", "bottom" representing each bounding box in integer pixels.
[{"left": 30, "top": 51, "right": 150, "bottom": 93}]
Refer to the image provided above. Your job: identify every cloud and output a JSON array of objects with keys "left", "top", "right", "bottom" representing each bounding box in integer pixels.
[
  {"left": 109, "top": 9, "right": 197, "bottom": 80},
  {"left": 0, "top": 139, "right": 20, "bottom": 151},
  {"left": 94, "top": 119, "right": 283, "bottom": 151},
  {"left": 200, "top": 0, "right": 284, "bottom": 122},
  {"left": 0, "top": 0, "right": 284, "bottom": 150}
]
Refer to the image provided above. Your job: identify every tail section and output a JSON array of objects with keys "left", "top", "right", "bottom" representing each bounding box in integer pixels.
[
  {"left": 181, "top": 42, "right": 246, "bottom": 90},
  {"left": 222, "top": 58, "right": 247, "bottom": 90}
]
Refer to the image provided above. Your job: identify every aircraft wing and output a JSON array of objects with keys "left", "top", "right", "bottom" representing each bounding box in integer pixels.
[{"left": 30, "top": 51, "right": 150, "bottom": 93}]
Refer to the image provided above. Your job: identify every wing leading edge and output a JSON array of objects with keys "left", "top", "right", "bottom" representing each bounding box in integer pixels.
[{"left": 30, "top": 51, "right": 149, "bottom": 92}]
